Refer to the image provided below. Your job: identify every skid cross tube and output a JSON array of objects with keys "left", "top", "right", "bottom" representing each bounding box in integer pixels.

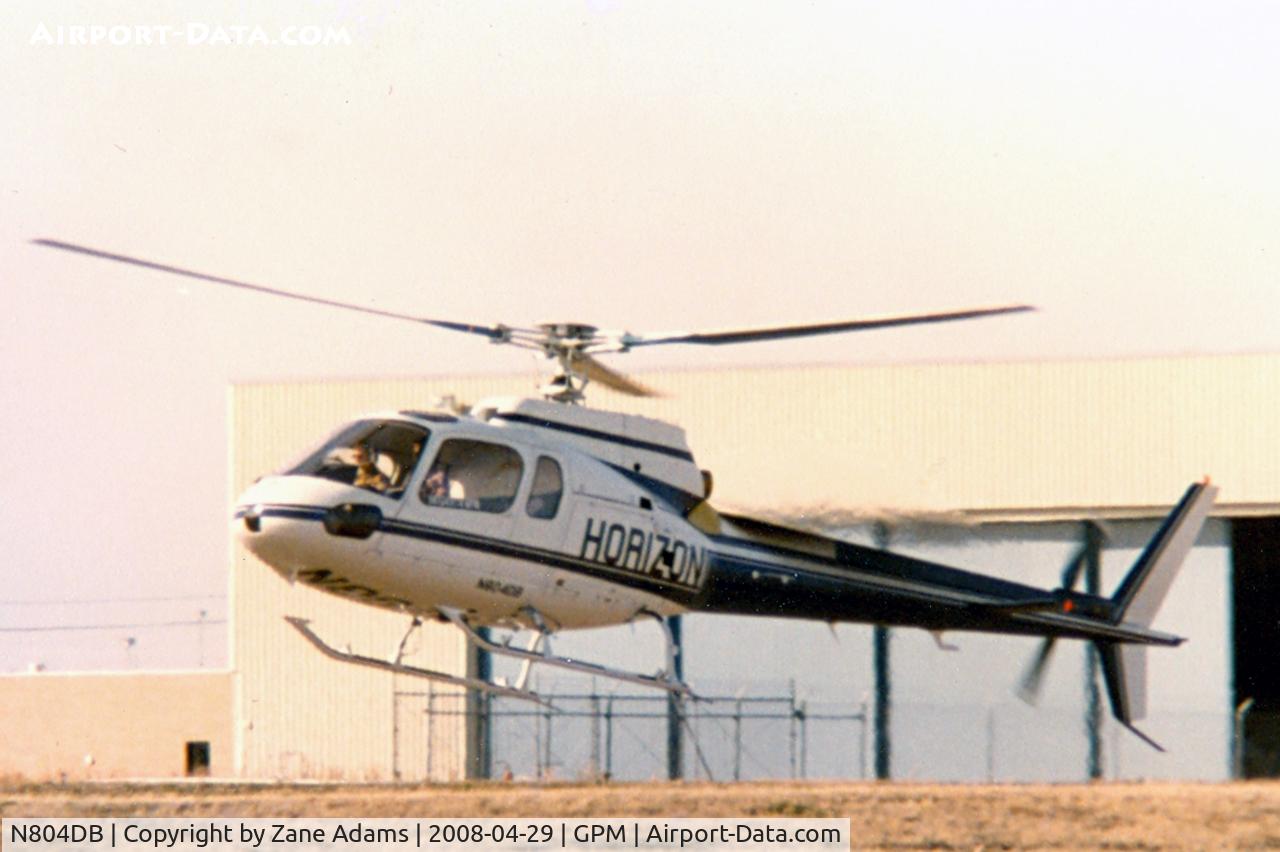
[
  {"left": 441, "top": 608, "right": 692, "bottom": 697},
  {"left": 284, "top": 616, "right": 548, "bottom": 705}
]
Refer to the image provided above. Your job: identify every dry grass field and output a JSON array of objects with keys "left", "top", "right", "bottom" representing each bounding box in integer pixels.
[{"left": 4, "top": 780, "right": 1280, "bottom": 850}]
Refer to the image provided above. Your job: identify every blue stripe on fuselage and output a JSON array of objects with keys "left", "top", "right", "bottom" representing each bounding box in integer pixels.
[
  {"left": 236, "top": 503, "right": 1077, "bottom": 628},
  {"left": 238, "top": 503, "right": 705, "bottom": 603}
]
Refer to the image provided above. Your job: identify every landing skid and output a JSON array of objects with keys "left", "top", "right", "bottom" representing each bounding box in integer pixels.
[
  {"left": 441, "top": 607, "right": 693, "bottom": 697},
  {"left": 283, "top": 616, "right": 548, "bottom": 704}
]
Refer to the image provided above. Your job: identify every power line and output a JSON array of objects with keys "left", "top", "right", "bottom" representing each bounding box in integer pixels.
[
  {"left": 0, "top": 593, "right": 226, "bottom": 606},
  {"left": 0, "top": 619, "right": 227, "bottom": 634}
]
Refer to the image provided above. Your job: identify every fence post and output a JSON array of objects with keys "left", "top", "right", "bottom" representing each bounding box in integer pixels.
[
  {"left": 985, "top": 705, "right": 995, "bottom": 782},
  {"left": 534, "top": 696, "right": 543, "bottom": 779},
  {"left": 590, "top": 691, "right": 601, "bottom": 779},
  {"left": 605, "top": 696, "right": 615, "bottom": 781},
  {"left": 798, "top": 700, "right": 808, "bottom": 779},
  {"left": 733, "top": 698, "right": 743, "bottom": 782},
  {"left": 859, "top": 698, "right": 869, "bottom": 780},
  {"left": 543, "top": 697, "right": 554, "bottom": 780},
  {"left": 392, "top": 687, "right": 401, "bottom": 782},
  {"left": 426, "top": 683, "right": 435, "bottom": 781},
  {"left": 788, "top": 680, "right": 798, "bottom": 779}
]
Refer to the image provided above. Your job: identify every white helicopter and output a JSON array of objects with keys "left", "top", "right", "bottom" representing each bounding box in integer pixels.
[{"left": 36, "top": 238, "right": 1216, "bottom": 748}]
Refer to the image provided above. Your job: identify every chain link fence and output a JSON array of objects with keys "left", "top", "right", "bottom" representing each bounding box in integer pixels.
[
  {"left": 392, "top": 687, "right": 1231, "bottom": 782},
  {"left": 393, "top": 686, "right": 869, "bottom": 782}
]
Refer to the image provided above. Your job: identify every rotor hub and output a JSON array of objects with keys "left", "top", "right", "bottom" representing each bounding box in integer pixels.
[{"left": 537, "top": 322, "right": 599, "bottom": 343}]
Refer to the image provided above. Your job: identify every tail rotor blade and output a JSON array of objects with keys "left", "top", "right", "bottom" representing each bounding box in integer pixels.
[
  {"left": 1060, "top": 545, "right": 1088, "bottom": 591},
  {"left": 1017, "top": 637, "right": 1057, "bottom": 705}
]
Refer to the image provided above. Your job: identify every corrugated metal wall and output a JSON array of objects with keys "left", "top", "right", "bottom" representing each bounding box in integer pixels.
[{"left": 618, "top": 353, "right": 1280, "bottom": 520}]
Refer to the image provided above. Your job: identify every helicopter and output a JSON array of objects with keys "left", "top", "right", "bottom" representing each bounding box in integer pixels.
[{"left": 35, "top": 238, "right": 1216, "bottom": 749}]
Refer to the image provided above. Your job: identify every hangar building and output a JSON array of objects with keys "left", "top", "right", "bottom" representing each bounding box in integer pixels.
[{"left": 3, "top": 352, "right": 1278, "bottom": 780}]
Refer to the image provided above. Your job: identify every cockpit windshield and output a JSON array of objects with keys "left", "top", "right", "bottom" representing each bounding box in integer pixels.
[{"left": 285, "top": 420, "right": 430, "bottom": 497}]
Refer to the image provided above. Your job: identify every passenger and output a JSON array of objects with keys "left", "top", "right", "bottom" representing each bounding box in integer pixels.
[
  {"left": 422, "top": 465, "right": 449, "bottom": 500},
  {"left": 352, "top": 444, "right": 389, "bottom": 492}
]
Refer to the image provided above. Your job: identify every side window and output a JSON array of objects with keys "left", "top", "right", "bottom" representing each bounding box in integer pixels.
[
  {"left": 419, "top": 439, "right": 523, "bottom": 513},
  {"left": 526, "top": 456, "right": 563, "bottom": 520}
]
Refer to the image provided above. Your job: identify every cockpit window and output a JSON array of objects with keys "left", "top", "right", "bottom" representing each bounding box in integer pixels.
[
  {"left": 286, "top": 420, "right": 430, "bottom": 497},
  {"left": 526, "top": 456, "right": 563, "bottom": 519},
  {"left": 420, "top": 438, "right": 523, "bottom": 513}
]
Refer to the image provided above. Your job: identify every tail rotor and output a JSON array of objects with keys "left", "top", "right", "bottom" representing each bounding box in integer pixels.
[
  {"left": 1016, "top": 481, "right": 1217, "bottom": 750},
  {"left": 1016, "top": 535, "right": 1096, "bottom": 704}
]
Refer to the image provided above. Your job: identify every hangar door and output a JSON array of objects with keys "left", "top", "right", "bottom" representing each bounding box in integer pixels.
[{"left": 1233, "top": 518, "right": 1280, "bottom": 777}]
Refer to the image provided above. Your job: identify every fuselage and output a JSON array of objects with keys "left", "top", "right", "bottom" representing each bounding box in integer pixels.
[
  {"left": 233, "top": 401, "right": 1178, "bottom": 646},
  {"left": 235, "top": 404, "right": 707, "bottom": 631}
]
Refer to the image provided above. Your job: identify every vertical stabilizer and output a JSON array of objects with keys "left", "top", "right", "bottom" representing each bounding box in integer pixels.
[
  {"left": 1096, "top": 640, "right": 1165, "bottom": 749},
  {"left": 1096, "top": 479, "right": 1218, "bottom": 750},
  {"left": 1111, "top": 480, "right": 1218, "bottom": 626}
]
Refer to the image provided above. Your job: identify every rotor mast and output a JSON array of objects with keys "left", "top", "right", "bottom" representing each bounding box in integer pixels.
[{"left": 535, "top": 323, "right": 598, "bottom": 405}]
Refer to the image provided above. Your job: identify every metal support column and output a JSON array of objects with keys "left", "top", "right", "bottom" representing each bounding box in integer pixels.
[
  {"left": 666, "top": 615, "right": 684, "bottom": 780},
  {"left": 873, "top": 522, "right": 892, "bottom": 780},
  {"left": 475, "top": 626, "right": 493, "bottom": 780},
  {"left": 1083, "top": 522, "right": 1103, "bottom": 780}
]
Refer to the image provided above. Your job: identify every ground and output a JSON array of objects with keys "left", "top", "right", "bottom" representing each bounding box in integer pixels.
[{"left": 3, "top": 781, "right": 1280, "bottom": 850}]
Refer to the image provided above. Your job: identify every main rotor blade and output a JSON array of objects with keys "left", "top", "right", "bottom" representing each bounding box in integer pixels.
[
  {"left": 31, "top": 238, "right": 508, "bottom": 340},
  {"left": 572, "top": 352, "right": 659, "bottom": 397},
  {"left": 622, "top": 305, "right": 1034, "bottom": 348}
]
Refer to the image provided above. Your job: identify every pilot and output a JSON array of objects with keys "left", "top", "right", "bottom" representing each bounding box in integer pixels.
[{"left": 352, "top": 444, "right": 389, "bottom": 492}]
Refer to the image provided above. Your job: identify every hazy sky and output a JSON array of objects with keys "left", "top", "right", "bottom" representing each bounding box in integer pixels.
[{"left": 2, "top": 1, "right": 1278, "bottom": 671}]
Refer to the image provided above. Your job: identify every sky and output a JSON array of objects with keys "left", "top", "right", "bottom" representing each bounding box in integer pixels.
[{"left": 1, "top": 1, "right": 1278, "bottom": 674}]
